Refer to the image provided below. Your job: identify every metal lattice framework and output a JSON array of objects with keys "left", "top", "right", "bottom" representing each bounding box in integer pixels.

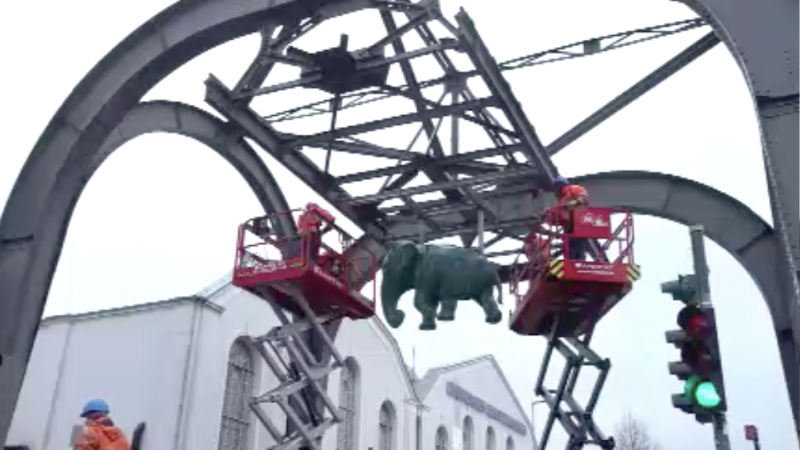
[
  {"left": 201, "top": 9, "right": 716, "bottom": 448},
  {"left": 0, "top": 0, "right": 797, "bottom": 448},
  {"left": 205, "top": 7, "right": 713, "bottom": 274}
]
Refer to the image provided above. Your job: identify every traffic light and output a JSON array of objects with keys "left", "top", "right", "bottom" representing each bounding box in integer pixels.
[
  {"left": 660, "top": 274, "right": 697, "bottom": 302},
  {"left": 662, "top": 276, "right": 727, "bottom": 422}
]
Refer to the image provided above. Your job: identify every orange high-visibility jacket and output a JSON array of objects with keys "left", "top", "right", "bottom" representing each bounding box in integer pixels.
[
  {"left": 73, "top": 417, "right": 130, "bottom": 450},
  {"left": 297, "top": 203, "right": 335, "bottom": 233}
]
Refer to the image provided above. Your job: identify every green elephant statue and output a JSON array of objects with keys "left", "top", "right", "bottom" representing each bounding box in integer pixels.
[{"left": 380, "top": 241, "right": 504, "bottom": 330}]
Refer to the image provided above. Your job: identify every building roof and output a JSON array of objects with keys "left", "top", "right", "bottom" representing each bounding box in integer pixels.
[
  {"left": 195, "top": 271, "right": 234, "bottom": 299},
  {"left": 38, "top": 272, "right": 235, "bottom": 326},
  {"left": 414, "top": 354, "right": 536, "bottom": 436},
  {"left": 40, "top": 296, "right": 218, "bottom": 326}
]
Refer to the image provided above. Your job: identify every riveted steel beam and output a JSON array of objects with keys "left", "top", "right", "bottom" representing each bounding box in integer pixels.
[
  {"left": 205, "top": 74, "right": 387, "bottom": 238},
  {"left": 283, "top": 97, "right": 499, "bottom": 149},
  {"left": 547, "top": 32, "right": 721, "bottom": 156},
  {"left": 455, "top": 9, "right": 559, "bottom": 182}
]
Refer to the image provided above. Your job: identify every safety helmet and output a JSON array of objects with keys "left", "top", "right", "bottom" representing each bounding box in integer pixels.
[
  {"left": 553, "top": 176, "right": 570, "bottom": 186},
  {"left": 81, "top": 399, "right": 110, "bottom": 417}
]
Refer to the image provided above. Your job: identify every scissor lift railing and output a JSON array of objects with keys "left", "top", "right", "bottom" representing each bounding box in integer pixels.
[{"left": 233, "top": 208, "right": 378, "bottom": 450}]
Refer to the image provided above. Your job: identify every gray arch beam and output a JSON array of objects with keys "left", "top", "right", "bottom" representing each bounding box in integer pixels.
[
  {"left": 573, "top": 173, "right": 783, "bottom": 323},
  {"left": 571, "top": 171, "right": 800, "bottom": 429},
  {"left": 353, "top": 170, "right": 800, "bottom": 431},
  {"left": 660, "top": 4, "right": 800, "bottom": 426},
  {"left": 0, "top": 100, "right": 293, "bottom": 441},
  {"left": 677, "top": 2, "right": 800, "bottom": 408},
  {"left": 98, "top": 101, "right": 294, "bottom": 232},
  {"left": 0, "top": 0, "right": 369, "bottom": 442},
  {"left": 679, "top": 0, "right": 799, "bottom": 261}
]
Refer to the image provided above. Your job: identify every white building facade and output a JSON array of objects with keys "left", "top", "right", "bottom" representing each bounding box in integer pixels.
[
  {"left": 414, "top": 357, "right": 534, "bottom": 450},
  {"left": 6, "top": 275, "right": 533, "bottom": 450}
]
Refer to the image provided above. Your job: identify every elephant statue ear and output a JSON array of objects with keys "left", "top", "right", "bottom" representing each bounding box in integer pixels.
[{"left": 381, "top": 240, "right": 402, "bottom": 269}]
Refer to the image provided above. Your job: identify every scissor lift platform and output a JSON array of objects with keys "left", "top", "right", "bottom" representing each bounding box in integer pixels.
[
  {"left": 510, "top": 260, "right": 638, "bottom": 337},
  {"left": 234, "top": 254, "right": 376, "bottom": 320},
  {"left": 232, "top": 210, "right": 377, "bottom": 320},
  {"left": 509, "top": 207, "right": 641, "bottom": 338}
]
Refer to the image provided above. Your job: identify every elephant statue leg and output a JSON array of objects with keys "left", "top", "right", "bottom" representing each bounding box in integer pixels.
[
  {"left": 414, "top": 289, "right": 436, "bottom": 330},
  {"left": 415, "top": 290, "right": 437, "bottom": 330},
  {"left": 476, "top": 288, "right": 502, "bottom": 324},
  {"left": 437, "top": 298, "right": 458, "bottom": 321}
]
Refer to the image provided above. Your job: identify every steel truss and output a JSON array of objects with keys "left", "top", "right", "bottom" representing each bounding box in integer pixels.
[
  {"left": 202, "top": 2, "right": 713, "bottom": 449},
  {"left": 206, "top": 0, "right": 709, "bottom": 255}
]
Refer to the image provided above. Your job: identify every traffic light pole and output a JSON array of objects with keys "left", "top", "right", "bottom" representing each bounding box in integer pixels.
[{"left": 689, "top": 225, "right": 732, "bottom": 450}]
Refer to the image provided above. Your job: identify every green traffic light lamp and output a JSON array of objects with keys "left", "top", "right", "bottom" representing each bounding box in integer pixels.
[{"left": 684, "top": 374, "right": 721, "bottom": 409}]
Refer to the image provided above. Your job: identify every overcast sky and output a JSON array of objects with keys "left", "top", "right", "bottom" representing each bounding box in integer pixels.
[{"left": 1, "top": 0, "right": 796, "bottom": 448}]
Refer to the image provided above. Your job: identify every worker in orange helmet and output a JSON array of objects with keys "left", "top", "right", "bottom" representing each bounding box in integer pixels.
[
  {"left": 297, "top": 202, "right": 335, "bottom": 263},
  {"left": 72, "top": 399, "right": 130, "bottom": 450},
  {"left": 551, "top": 176, "right": 591, "bottom": 260}
]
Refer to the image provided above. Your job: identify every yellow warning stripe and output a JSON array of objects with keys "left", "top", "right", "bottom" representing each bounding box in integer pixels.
[
  {"left": 548, "top": 259, "right": 564, "bottom": 279},
  {"left": 545, "top": 260, "right": 639, "bottom": 281},
  {"left": 627, "top": 263, "right": 641, "bottom": 282}
]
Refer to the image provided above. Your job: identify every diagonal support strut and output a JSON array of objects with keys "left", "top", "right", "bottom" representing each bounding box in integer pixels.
[{"left": 547, "top": 31, "right": 721, "bottom": 156}]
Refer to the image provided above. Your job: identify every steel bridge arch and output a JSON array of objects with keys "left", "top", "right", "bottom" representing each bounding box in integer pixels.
[
  {"left": 0, "top": 0, "right": 797, "bottom": 443},
  {"left": 570, "top": 171, "right": 799, "bottom": 425},
  {"left": 98, "top": 101, "right": 294, "bottom": 230},
  {"left": 376, "top": 170, "right": 800, "bottom": 426},
  {"left": 0, "top": 99, "right": 294, "bottom": 438}
]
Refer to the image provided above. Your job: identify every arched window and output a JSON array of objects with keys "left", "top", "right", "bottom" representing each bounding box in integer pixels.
[
  {"left": 505, "top": 436, "right": 515, "bottom": 450},
  {"left": 462, "top": 416, "right": 474, "bottom": 450},
  {"left": 435, "top": 426, "right": 449, "bottom": 450},
  {"left": 218, "top": 339, "right": 255, "bottom": 450},
  {"left": 378, "top": 400, "right": 396, "bottom": 450},
  {"left": 485, "top": 426, "right": 496, "bottom": 450},
  {"left": 337, "top": 358, "right": 360, "bottom": 450}
]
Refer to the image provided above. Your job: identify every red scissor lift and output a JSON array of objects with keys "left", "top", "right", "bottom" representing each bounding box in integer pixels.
[
  {"left": 231, "top": 206, "right": 378, "bottom": 450},
  {"left": 509, "top": 206, "right": 641, "bottom": 450}
]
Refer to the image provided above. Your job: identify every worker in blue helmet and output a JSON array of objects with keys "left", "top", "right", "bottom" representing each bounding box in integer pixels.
[{"left": 73, "top": 399, "right": 130, "bottom": 450}]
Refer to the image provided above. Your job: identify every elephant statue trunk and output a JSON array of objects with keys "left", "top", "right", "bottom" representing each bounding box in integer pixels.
[{"left": 381, "top": 276, "right": 407, "bottom": 328}]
